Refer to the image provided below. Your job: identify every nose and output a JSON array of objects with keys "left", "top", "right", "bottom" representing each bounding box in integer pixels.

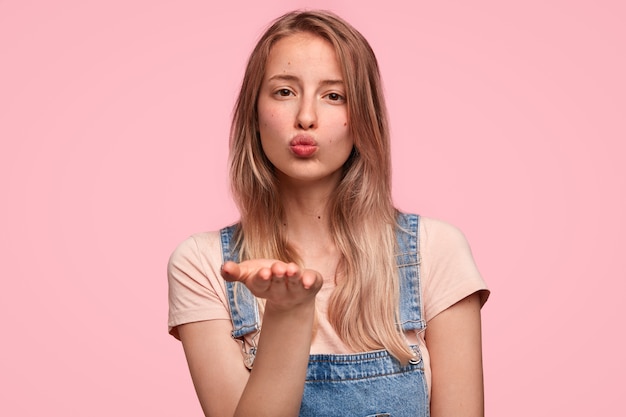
[{"left": 296, "top": 96, "right": 317, "bottom": 130}]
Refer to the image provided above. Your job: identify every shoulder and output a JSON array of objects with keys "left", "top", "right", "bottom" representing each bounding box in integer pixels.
[
  {"left": 167, "top": 230, "right": 232, "bottom": 337},
  {"left": 416, "top": 216, "right": 490, "bottom": 321},
  {"left": 398, "top": 213, "right": 468, "bottom": 245},
  {"left": 419, "top": 216, "right": 473, "bottom": 254},
  {"left": 169, "top": 231, "right": 223, "bottom": 262},
  {"left": 167, "top": 230, "right": 224, "bottom": 283},
  {"left": 418, "top": 216, "right": 466, "bottom": 240}
]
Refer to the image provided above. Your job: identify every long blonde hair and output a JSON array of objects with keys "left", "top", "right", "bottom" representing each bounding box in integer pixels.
[{"left": 229, "top": 10, "right": 414, "bottom": 363}]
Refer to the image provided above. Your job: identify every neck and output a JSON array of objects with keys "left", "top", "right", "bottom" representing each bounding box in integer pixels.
[{"left": 277, "top": 175, "right": 339, "bottom": 255}]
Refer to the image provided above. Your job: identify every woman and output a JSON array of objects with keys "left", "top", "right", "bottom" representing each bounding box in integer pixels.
[{"left": 168, "top": 10, "right": 489, "bottom": 417}]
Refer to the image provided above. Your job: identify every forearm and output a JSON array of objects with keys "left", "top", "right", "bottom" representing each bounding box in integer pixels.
[
  {"left": 428, "top": 293, "right": 485, "bottom": 417},
  {"left": 234, "top": 300, "right": 316, "bottom": 417}
]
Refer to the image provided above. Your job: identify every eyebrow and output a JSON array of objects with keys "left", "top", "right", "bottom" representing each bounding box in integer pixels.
[{"left": 267, "top": 74, "right": 344, "bottom": 86}]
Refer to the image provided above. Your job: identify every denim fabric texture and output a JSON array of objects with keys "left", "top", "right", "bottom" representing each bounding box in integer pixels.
[{"left": 221, "top": 213, "right": 429, "bottom": 416}]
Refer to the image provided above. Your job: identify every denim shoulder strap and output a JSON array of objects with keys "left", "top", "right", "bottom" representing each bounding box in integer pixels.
[
  {"left": 396, "top": 213, "right": 426, "bottom": 332},
  {"left": 220, "top": 225, "right": 260, "bottom": 340}
]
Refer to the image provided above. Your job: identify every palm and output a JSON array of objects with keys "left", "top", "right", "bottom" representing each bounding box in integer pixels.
[{"left": 221, "top": 259, "right": 322, "bottom": 310}]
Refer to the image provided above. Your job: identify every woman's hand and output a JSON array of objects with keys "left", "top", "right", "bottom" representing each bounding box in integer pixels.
[
  {"left": 221, "top": 260, "right": 322, "bottom": 310},
  {"left": 179, "top": 259, "right": 322, "bottom": 417}
]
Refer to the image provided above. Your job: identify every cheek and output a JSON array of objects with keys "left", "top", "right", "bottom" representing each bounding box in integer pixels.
[
  {"left": 257, "top": 97, "right": 272, "bottom": 128},
  {"left": 258, "top": 103, "right": 288, "bottom": 133},
  {"left": 257, "top": 110, "right": 271, "bottom": 130}
]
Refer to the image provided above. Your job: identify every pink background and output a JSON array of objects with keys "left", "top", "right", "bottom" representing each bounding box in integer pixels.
[{"left": 1, "top": 0, "right": 624, "bottom": 415}]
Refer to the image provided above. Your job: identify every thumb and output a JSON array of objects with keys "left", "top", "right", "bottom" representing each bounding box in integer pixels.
[{"left": 220, "top": 261, "right": 243, "bottom": 282}]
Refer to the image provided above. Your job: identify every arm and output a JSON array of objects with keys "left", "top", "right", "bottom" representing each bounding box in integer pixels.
[
  {"left": 426, "top": 292, "right": 485, "bottom": 417},
  {"left": 178, "top": 320, "right": 250, "bottom": 416},
  {"left": 178, "top": 260, "right": 322, "bottom": 417}
]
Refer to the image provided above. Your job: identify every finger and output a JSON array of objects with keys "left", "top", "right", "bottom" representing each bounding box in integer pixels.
[
  {"left": 257, "top": 266, "right": 273, "bottom": 281},
  {"left": 269, "top": 263, "right": 287, "bottom": 288},
  {"left": 300, "top": 269, "right": 321, "bottom": 290},
  {"left": 220, "top": 261, "right": 242, "bottom": 282},
  {"left": 270, "top": 261, "right": 289, "bottom": 278},
  {"left": 284, "top": 263, "right": 301, "bottom": 288},
  {"left": 271, "top": 275, "right": 286, "bottom": 290},
  {"left": 284, "top": 262, "right": 300, "bottom": 277}
]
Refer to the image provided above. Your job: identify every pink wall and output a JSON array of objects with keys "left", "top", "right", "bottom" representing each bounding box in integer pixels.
[{"left": 1, "top": 0, "right": 624, "bottom": 415}]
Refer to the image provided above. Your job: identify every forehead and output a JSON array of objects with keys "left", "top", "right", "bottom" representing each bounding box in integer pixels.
[{"left": 265, "top": 32, "right": 342, "bottom": 77}]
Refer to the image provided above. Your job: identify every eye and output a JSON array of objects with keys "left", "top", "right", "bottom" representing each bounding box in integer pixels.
[
  {"left": 275, "top": 88, "right": 293, "bottom": 97},
  {"left": 325, "top": 92, "right": 345, "bottom": 102}
]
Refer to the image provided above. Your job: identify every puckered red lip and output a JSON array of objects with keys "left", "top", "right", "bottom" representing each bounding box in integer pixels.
[
  {"left": 289, "top": 134, "right": 318, "bottom": 146},
  {"left": 289, "top": 135, "right": 318, "bottom": 157}
]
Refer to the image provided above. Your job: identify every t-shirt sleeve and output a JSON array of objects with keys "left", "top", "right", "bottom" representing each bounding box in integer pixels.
[
  {"left": 420, "top": 217, "right": 490, "bottom": 322},
  {"left": 167, "top": 232, "right": 231, "bottom": 339}
]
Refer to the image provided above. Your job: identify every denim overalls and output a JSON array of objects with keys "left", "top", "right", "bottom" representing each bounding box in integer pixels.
[{"left": 220, "top": 213, "right": 429, "bottom": 417}]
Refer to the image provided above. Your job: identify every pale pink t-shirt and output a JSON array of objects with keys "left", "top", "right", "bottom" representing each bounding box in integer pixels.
[{"left": 167, "top": 216, "right": 489, "bottom": 393}]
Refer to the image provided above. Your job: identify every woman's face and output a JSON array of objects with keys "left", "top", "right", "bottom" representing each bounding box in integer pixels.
[{"left": 257, "top": 32, "right": 354, "bottom": 188}]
